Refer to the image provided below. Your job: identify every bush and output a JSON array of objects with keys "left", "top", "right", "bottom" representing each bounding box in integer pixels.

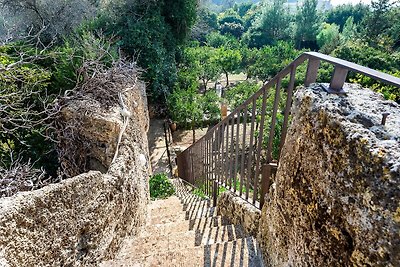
[{"left": 149, "top": 173, "right": 175, "bottom": 200}]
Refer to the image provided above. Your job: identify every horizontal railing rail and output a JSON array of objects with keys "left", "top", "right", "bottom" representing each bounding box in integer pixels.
[{"left": 177, "top": 52, "right": 400, "bottom": 209}]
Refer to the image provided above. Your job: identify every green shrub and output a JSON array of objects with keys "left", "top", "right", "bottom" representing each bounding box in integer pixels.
[{"left": 149, "top": 173, "right": 175, "bottom": 200}]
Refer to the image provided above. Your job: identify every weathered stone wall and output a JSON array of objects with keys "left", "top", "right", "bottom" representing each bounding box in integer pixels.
[
  {"left": 0, "top": 83, "right": 150, "bottom": 266},
  {"left": 217, "top": 191, "right": 261, "bottom": 236},
  {"left": 258, "top": 84, "right": 400, "bottom": 266}
]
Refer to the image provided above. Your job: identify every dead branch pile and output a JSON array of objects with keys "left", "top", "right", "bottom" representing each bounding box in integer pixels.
[
  {"left": 56, "top": 59, "right": 140, "bottom": 178},
  {"left": 0, "top": 156, "right": 50, "bottom": 198}
]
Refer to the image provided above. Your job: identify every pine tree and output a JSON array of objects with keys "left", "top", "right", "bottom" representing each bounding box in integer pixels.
[{"left": 295, "top": 0, "right": 320, "bottom": 49}]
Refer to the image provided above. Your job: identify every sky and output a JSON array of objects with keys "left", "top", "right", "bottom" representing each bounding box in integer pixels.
[{"left": 330, "top": 0, "right": 371, "bottom": 6}]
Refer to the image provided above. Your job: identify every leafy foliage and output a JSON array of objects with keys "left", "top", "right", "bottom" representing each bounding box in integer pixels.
[
  {"left": 243, "top": 0, "right": 290, "bottom": 48},
  {"left": 295, "top": 0, "right": 320, "bottom": 49},
  {"left": 225, "top": 81, "right": 259, "bottom": 109},
  {"left": 326, "top": 3, "right": 369, "bottom": 30},
  {"left": 149, "top": 173, "right": 175, "bottom": 200},
  {"left": 215, "top": 47, "right": 242, "bottom": 85},
  {"left": 317, "top": 23, "right": 341, "bottom": 53},
  {"left": 92, "top": 0, "right": 197, "bottom": 101}
]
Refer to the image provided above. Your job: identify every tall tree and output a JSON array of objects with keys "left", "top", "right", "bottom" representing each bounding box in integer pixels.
[
  {"left": 95, "top": 0, "right": 198, "bottom": 101},
  {"left": 215, "top": 47, "right": 242, "bottom": 86},
  {"left": 244, "top": 0, "right": 290, "bottom": 47},
  {"left": 326, "top": 3, "right": 369, "bottom": 31},
  {"left": 362, "top": 0, "right": 393, "bottom": 46},
  {"left": 295, "top": 0, "right": 320, "bottom": 49},
  {"left": 342, "top": 16, "right": 357, "bottom": 41}
]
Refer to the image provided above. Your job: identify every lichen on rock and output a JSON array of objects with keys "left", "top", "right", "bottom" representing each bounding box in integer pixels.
[
  {"left": 217, "top": 191, "right": 261, "bottom": 236},
  {"left": 258, "top": 83, "right": 400, "bottom": 266},
  {"left": 0, "top": 80, "right": 150, "bottom": 266}
]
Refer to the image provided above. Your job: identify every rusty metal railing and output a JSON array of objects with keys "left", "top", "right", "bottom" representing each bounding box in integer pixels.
[{"left": 177, "top": 52, "right": 400, "bottom": 209}]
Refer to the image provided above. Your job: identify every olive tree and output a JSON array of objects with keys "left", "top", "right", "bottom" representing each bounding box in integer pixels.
[{"left": 0, "top": 0, "right": 98, "bottom": 43}]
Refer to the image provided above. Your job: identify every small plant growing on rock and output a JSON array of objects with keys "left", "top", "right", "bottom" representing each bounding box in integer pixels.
[{"left": 149, "top": 173, "right": 175, "bottom": 200}]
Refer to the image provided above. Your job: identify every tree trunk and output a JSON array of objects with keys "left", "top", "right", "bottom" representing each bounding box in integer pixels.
[
  {"left": 202, "top": 79, "right": 208, "bottom": 94},
  {"left": 192, "top": 126, "right": 196, "bottom": 144},
  {"left": 225, "top": 71, "right": 229, "bottom": 87}
]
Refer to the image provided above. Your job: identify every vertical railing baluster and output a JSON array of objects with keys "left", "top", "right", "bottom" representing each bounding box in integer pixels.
[
  {"left": 221, "top": 122, "right": 225, "bottom": 187},
  {"left": 208, "top": 131, "right": 215, "bottom": 196},
  {"left": 305, "top": 57, "right": 320, "bottom": 86},
  {"left": 279, "top": 65, "right": 296, "bottom": 158},
  {"left": 233, "top": 109, "right": 241, "bottom": 193},
  {"left": 217, "top": 124, "right": 222, "bottom": 184},
  {"left": 229, "top": 114, "right": 235, "bottom": 190},
  {"left": 266, "top": 77, "right": 282, "bottom": 163},
  {"left": 206, "top": 137, "right": 209, "bottom": 196},
  {"left": 224, "top": 119, "right": 230, "bottom": 187},
  {"left": 202, "top": 141, "right": 205, "bottom": 187},
  {"left": 239, "top": 105, "right": 248, "bottom": 196},
  {"left": 253, "top": 87, "right": 269, "bottom": 205},
  {"left": 246, "top": 98, "right": 257, "bottom": 201}
]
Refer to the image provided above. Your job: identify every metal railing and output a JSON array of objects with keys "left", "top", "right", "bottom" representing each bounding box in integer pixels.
[{"left": 177, "top": 52, "right": 400, "bottom": 209}]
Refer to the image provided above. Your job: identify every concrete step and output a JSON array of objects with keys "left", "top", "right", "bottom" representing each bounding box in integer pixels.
[{"left": 101, "top": 237, "right": 263, "bottom": 267}]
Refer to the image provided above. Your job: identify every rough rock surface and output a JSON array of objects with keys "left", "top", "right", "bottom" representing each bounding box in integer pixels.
[
  {"left": 0, "top": 83, "right": 150, "bottom": 266},
  {"left": 217, "top": 191, "right": 261, "bottom": 236},
  {"left": 258, "top": 84, "right": 400, "bottom": 266}
]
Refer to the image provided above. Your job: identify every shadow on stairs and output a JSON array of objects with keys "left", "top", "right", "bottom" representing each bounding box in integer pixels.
[{"left": 100, "top": 178, "right": 264, "bottom": 267}]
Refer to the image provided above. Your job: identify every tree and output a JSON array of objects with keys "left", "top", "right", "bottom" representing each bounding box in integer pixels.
[
  {"left": 218, "top": 9, "right": 245, "bottom": 38},
  {"left": 326, "top": 3, "right": 369, "bottom": 31},
  {"left": 244, "top": 0, "right": 290, "bottom": 48},
  {"left": 333, "top": 41, "right": 400, "bottom": 72},
  {"left": 248, "top": 41, "right": 299, "bottom": 82},
  {"left": 295, "top": 0, "right": 320, "bottom": 49},
  {"left": 205, "top": 32, "right": 240, "bottom": 48},
  {"left": 317, "top": 23, "right": 341, "bottom": 53},
  {"left": 183, "top": 46, "right": 221, "bottom": 91},
  {"left": 167, "top": 87, "right": 203, "bottom": 143},
  {"left": 191, "top": 8, "right": 218, "bottom": 43},
  {"left": 0, "top": 0, "right": 98, "bottom": 43},
  {"left": 94, "top": 0, "right": 198, "bottom": 102},
  {"left": 387, "top": 7, "right": 400, "bottom": 49},
  {"left": 342, "top": 16, "right": 357, "bottom": 41},
  {"left": 362, "top": 0, "right": 392, "bottom": 45},
  {"left": 214, "top": 47, "right": 242, "bottom": 86}
]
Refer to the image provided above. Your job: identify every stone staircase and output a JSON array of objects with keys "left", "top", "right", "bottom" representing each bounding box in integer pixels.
[{"left": 101, "top": 179, "right": 264, "bottom": 267}]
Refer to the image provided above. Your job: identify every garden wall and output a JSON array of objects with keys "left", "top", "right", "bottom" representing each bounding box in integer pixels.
[
  {"left": 258, "top": 84, "right": 400, "bottom": 266},
  {"left": 0, "top": 82, "right": 150, "bottom": 266}
]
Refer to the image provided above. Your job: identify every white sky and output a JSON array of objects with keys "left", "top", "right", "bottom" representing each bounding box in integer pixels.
[{"left": 331, "top": 0, "right": 372, "bottom": 6}]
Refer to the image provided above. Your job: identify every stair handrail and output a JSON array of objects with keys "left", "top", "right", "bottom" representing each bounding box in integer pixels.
[{"left": 177, "top": 52, "right": 400, "bottom": 209}]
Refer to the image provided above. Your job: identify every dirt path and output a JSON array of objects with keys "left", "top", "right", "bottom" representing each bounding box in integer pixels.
[
  {"left": 147, "top": 119, "right": 211, "bottom": 176},
  {"left": 148, "top": 119, "right": 171, "bottom": 175}
]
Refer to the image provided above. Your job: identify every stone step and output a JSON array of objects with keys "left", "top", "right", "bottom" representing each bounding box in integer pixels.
[
  {"left": 178, "top": 192, "right": 208, "bottom": 204},
  {"left": 149, "top": 196, "right": 183, "bottom": 208},
  {"left": 149, "top": 199, "right": 210, "bottom": 219},
  {"left": 101, "top": 237, "right": 263, "bottom": 267},
  {"left": 123, "top": 225, "right": 249, "bottom": 258},
  {"left": 185, "top": 204, "right": 215, "bottom": 221},
  {"left": 125, "top": 224, "right": 248, "bottom": 258},
  {"left": 182, "top": 198, "right": 211, "bottom": 211},
  {"left": 150, "top": 204, "right": 215, "bottom": 225},
  {"left": 144, "top": 215, "right": 231, "bottom": 238}
]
